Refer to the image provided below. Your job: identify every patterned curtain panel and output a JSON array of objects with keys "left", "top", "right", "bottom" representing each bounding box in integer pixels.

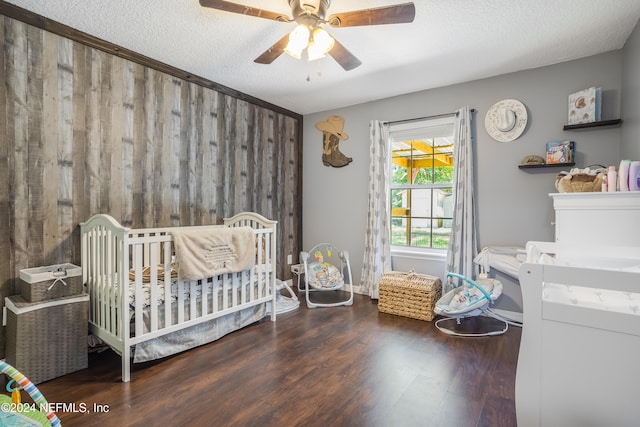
[
  {"left": 445, "top": 106, "right": 478, "bottom": 290},
  {"left": 360, "top": 120, "right": 392, "bottom": 299}
]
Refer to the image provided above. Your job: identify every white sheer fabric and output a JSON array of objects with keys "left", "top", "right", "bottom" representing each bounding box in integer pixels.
[
  {"left": 446, "top": 106, "right": 478, "bottom": 289},
  {"left": 360, "top": 120, "right": 392, "bottom": 299}
]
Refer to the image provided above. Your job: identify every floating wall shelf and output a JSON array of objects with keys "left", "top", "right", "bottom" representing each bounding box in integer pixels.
[
  {"left": 563, "top": 119, "right": 622, "bottom": 131},
  {"left": 519, "top": 162, "right": 575, "bottom": 170}
]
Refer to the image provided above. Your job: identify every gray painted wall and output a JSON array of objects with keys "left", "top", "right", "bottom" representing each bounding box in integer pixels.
[
  {"left": 303, "top": 49, "right": 630, "bottom": 289},
  {"left": 622, "top": 18, "right": 640, "bottom": 160}
]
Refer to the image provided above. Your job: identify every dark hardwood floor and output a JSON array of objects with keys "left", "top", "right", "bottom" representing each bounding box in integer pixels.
[{"left": 36, "top": 292, "right": 521, "bottom": 427}]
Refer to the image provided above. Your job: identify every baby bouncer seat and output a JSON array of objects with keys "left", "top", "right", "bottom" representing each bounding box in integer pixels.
[
  {"left": 433, "top": 272, "right": 508, "bottom": 337},
  {"left": 300, "top": 243, "right": 354, "bottom": 308}
]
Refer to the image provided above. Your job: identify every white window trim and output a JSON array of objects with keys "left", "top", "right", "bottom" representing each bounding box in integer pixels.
[
  {"left": 388, "top": 115, "right": 455, "bottom": 252},
  {"left": 391, "top": 245, "right": 447, "bottom": 261}
]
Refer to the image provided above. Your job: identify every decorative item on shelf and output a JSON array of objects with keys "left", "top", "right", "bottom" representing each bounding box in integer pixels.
[
  {"left": 315, "top": 115, "right": 353, "bottom": 168},
  {"left": 519, "top": 155, "right": 545, "bottom": 166},
  {"left": 619, "top": 160, "right": 631, "bottom": 192},
  {"left": 604, "top": 160, "right": 640, "bottom": 192},
  {"left": 555, "top": 166, "right": 605, "bottom": 193},
  {"left": 545, "top": 140, "right": 575, "bottom": 164},
  {"left": 629, "top": 161, "right": 640, "bottom": 191},
  {"left": 568, "top": 87, "right": 601, "bottom": 125},
  {"left": 484, "top": 99, "right": 528, "bottom": 142}
]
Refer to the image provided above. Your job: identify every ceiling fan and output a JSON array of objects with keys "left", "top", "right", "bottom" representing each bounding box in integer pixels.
[{"left": 199, "top": 0, "right": 416, "bottom": 71}]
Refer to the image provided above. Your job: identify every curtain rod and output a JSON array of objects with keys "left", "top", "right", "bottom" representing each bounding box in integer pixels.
[{"left": 383, "top": 108, "right": 476, "bottom": 126}]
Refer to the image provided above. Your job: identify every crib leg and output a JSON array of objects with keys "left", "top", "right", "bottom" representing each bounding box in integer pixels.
[
  {"left": 122, "top": 346, "right": 131, "bottom": 382},
  {"left": 270, "top": 288, "right": 280, "bottom": 322}
]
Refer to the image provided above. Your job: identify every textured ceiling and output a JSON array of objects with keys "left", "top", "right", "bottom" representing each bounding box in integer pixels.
[{"left": 5, "top": 0, "right": 640, "bottom": 115}]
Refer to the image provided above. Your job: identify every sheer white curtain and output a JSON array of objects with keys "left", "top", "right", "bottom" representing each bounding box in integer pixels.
[
  {"left": 445, "top": 106, "right": 478, "bottom": 286},
  {"left": 360, "top": 120, "right": 392, "bottom": 299}
]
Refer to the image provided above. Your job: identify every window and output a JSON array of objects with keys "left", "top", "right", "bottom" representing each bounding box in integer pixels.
[{"left": 389, "top": 116, "right": 455, "bottom": 250}]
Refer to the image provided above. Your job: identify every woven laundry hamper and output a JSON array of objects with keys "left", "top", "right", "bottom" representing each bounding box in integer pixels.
[
  {"left": 19, "top": 263, "right": 83, "bottom": 302},
  {"left": 378, "top": 271, "right": 442, "bottom": 321},
  {"left": 5, "top": 294, "right": 89, "bottom": 384}
]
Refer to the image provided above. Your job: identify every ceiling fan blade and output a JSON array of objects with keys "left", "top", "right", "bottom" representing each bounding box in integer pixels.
[
  {"left": 199, "top": 0, "right": 290, "bottom": 22},
  {"left": 327, "top": 2, "right": 416, "bottom": 27},
  {"left": 254, "top": 34, "right": 290, "bottom": 64},
  {"left": 328, "top": 38, "right": 362, "bottom": 71}
]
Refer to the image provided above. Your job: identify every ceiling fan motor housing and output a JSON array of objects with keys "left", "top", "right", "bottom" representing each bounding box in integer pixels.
[{"left": 290, "top": 0, "right": 331, "bottom": 23}]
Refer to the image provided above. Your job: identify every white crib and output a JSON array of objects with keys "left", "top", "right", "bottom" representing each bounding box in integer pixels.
[
  {"left": 516, "top": 241, "right": 640, "bottom": 427},
  {"left": 80, "top": 212, "right": 277, "bottom": 382}
]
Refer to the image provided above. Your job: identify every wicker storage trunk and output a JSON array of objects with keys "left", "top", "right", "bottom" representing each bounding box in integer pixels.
[
  {"left": 5, "top": 294, "right": 89, "bottom": 384},
  {"left": 19, "top": 263, "right": 83, "bottom": 302},
  {"left": 378, "top": 271, "right": 442, "bottom": 321}
]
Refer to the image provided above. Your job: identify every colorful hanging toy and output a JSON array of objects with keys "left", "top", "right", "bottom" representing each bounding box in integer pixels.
[{"left": 0, "top": 360, "right": 60, "bottom": 426}]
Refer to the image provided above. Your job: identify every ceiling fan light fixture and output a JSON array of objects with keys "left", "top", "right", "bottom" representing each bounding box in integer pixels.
[
  {"left": 202, "top": 0, "right": 414, "bottom": 71},
  {"left": 284, "top": 24, "right": 310, "bottom": 59},
  {"left": 306, "top": 41, "right": 323, "bottom": 61},
  {"left": 307, "top": 27, "right": 334, "bottom": 61}
]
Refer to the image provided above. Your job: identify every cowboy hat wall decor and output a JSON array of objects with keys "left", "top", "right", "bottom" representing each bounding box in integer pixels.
[
  {"left": 315, "top": 115, "right": 353, "bottom": 168},
  {"left": 484, "top": 99, "right": 528, "bottom": 142}
]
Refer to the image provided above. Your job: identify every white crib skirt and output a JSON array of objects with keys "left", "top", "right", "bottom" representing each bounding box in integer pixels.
[{"left": 133, "top": 304, "right": 266, "bottom": 362}]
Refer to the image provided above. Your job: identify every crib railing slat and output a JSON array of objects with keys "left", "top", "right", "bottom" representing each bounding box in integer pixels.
[
  {"left": 201, "top": 279, "right": 209, "bottom": 316},
  {"left": 163, "top": 242, "right": 173, "bottom": 328},
  {"left": 177, "top": 279, "right": 185, "bottom": 325},
  {"left": 101, "top": 229, "right": 110, "bottom": 333},
  {"left": 213, "top": 276, "right": 220, "bottom": 312},
  {"left": 149, "top": 242, "right": 159, "bottom": 332},
  {"left": 108, "top": 228, "right": 118, "bottom": 337},
  {"left": 134, "top": 244, "right": 144, "bottom": 338},
  {"left": 221, "top": 273, "right": 228, "bottom": 309},
  {"left": 189, "top": 280, "right": 197, "bottom": 321},
  {"left": 119, "top": 229, "right": 129, "bottom": 344}
]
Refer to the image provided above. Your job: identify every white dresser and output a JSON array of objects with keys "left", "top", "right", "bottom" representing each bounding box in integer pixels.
[{"left": 550, "top": 192, "right": 640, "bottom": 246}]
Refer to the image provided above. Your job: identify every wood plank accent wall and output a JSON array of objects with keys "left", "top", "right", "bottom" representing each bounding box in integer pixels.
[{"left": 0, "top": 11, "right": 302, "bottom": 352}]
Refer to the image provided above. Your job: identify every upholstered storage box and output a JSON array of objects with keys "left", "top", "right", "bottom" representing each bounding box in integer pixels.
[
  {"left": 19, "top": 263, "right": 83, "bottom": 302},
  {"left": 4, "top": 294, "right": 89, "bottom": 384},
  {"left": 378, "top": 271, "right": 442, "bottom": 321}
]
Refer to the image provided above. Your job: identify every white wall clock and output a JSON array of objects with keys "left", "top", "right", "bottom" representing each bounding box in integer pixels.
[{"left": 484, "top": 99, "right": 528, "bottom": 142}]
